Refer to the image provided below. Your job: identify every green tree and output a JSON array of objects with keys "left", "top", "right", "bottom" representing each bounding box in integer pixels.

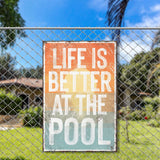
[
  {"left": 120, "top": 48, "right": 160, "bottom": 95},
  {"left": 0, "top": 53, "right": 18, "bottom": 80},
  {"left": 147, "top": 63, "right": 160, "bottom": 95},
  {"left": 0, "top": 0, "right": 26, "bottom": 50},
  {"left": 152, "top": 31, "right": 160, "bottom": 49},
  {"left": 18, "top": 65, "right": 43, "bottom": 79}
]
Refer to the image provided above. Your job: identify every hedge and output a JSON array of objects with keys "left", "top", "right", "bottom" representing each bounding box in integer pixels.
[
  {"left": 19, "top": 106, "right": 43, "bottom": 127},
  {"left": 0, "top": 89, "right": 22, "bottom": 115}
]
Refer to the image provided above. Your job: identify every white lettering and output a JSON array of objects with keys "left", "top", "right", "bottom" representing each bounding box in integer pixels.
[
  {"left": 49, "top": 118, "right": 63, "bottom": 145},
  {"left": 98, "top": 118, "right": 111, "bottom": 145},
  {"left": 77, "top": 48, "right": 86, "bottom": 68},
  {"left": 68, "top": 48, "right": 76, "bottom": 68},
  {"left": 52, "top": 95, "right": 63, "bottom": 115},
  {"left": 81, "top": 118, "right": 95, "bottom": 145},
  {"left": 53, "top": 48, "right": 62, "bottom": 69},
  {"left": 97, "top": 48, "right": 107, "bottom": 69},
  {"left": 65, "top": 118, "right": 78, "bottom": 145}
]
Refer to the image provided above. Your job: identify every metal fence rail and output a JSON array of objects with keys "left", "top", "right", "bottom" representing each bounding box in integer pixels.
[{"left": 0, "top": 27, "right": 160, "bottom": 160}]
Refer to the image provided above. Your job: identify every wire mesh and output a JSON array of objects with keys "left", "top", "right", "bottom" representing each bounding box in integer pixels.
[{"left": 0, "top": 27, "right": 159, "bottom": 160}]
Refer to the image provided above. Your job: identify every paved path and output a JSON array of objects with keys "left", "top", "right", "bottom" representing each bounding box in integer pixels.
[{"left": 0, "top": 116, "right": 23, "bottom": 130}]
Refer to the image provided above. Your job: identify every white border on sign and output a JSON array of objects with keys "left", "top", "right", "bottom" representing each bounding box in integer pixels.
[{"left": 43, "top": 41, "right": 117, "bottom": 152}]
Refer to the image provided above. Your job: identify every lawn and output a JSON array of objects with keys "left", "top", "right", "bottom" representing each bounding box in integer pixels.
[{"left": 0, "top": 120, "right": 160, "bottom": 160}]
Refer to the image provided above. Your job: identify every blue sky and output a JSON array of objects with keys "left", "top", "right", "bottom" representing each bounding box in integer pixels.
[
  {"left": 9, "top": 0, "right": 160, "bottom": 68},
  {"left": 19, "top": 0, "right": 160, "bottom": 27}
]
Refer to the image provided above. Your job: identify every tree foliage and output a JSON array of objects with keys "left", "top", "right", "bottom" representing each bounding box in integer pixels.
[
  {"left": 0, "top": 53, "right": 42, "bottom": 80},
  {"left": 120, "top": 48, "right": 160, "bottom": 95},
  {"left": 152, "top": 31, "right": 160, "bottom": 49},
  {"left": 18, "top": 65, "right": 43, "bottom": 79},
  {"left": 0, "top": 0, "right": 26, "bottom": 49},
  {"left": 19, "top": 106, "right": 43, "bottom": 127},
  {"left": 0, "top": 53, "right": 17, "bottom": 80},
  {"left": 0, "top": 89, "right": 22, "bottom": 115}
]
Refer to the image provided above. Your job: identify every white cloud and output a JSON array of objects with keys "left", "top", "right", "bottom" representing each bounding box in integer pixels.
[
  {"left": 104, "top": 33, "right": 152, "bottom": 63},
  {"left": 126, "top": 13, "right": 160, "bottom": 27},
  {"left": 150, "top": 4, "right": 160, "bottom": 12},
  {"left": 119, "top": 39, "right": 151, "bottom": 63},
  {"left": 104, "top": 36, "right": 111, "bottom": 41},
  {"left": 118, "top": 30, "right": 155, "bottom": 63},
  {"left": 140, "top": 7, "right": 147, "bottom": 14},
  {"left": 97, "top": 16, "right": 104, "bottom": 21},
  {"left": 135, "top": 14, "right": 160, "bottom": 27},
  {"left": 103, "top": 2, "right": 160, "bottom": 63},
  {"left": 120, "top": 11, "right": 160, "bottom": 63},
  {"left": 88, "top": 0, "right": 107, "bottom": 12},
  {"left": 125, "top": 4, "right": 160, "bottom": 27}
]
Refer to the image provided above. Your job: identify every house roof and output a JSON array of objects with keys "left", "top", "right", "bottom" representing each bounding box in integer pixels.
[
  {"left": 138, "top": 92, "right": 151, "bottom": 96},
  {"left": 0, "top": 78, "right": 42, "bottom": 89}
]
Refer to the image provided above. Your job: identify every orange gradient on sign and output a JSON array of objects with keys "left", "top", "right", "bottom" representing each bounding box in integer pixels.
[{"left": 44, "top": 42, "right": 116, "bottom": 94}]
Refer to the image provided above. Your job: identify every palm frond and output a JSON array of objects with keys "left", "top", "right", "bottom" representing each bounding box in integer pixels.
[
  {"left": 147, "top": 63, "right": 160, "bottom": 87},
  {"left": 151, "top": 31, "right": 160, "bottom": 49},
  {"left": 106, "top": 0, "right": 130, "bottom": 44}
]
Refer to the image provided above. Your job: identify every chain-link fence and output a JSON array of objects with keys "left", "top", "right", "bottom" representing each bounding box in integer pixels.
[{"left": 0, "top": 27, "right": 160, "bottom": 159}]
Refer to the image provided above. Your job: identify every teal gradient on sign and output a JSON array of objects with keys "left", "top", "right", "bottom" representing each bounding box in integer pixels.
[{"left": 44, "top": 112, "right": 116, "bottom": 151}]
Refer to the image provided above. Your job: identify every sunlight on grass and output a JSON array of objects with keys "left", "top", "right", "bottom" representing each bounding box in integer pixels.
[{"left": 0, "top": 121, "right": 160, "bottom": 160}]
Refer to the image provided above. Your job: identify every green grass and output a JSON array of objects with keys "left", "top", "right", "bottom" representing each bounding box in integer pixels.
[{"left": 0, "top": 121, "right": 160, "bottom": 160}]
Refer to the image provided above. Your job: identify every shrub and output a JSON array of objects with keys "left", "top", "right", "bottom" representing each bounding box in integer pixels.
[
  {"left": 0, "top": 89, "right": 22, "bottom": 115},
  {"left": 148, "top": 119, "right": 160, "bottom": 127},
  {"left": 19, "top": 106, "right": 42, "bottom": 127},
  {"left": 118, "top": 107, "right": 153, "bottom": 120},
  {"left": 130, "top": 110, "right": 147, "bottom": 120},
  {"left": 118, "top": 106, "right": 131, "bottom": 120},
  {"left": 144, "top": 96, "right": 160, "bottom": 112},
  {"left": 156, "top": 106, "right": 160, "bottom": 120},
  {"left": 145, "top": 104, "right": 153, "bottom": 113},
  {"left": 118, "top": 96, "right": 160, "bottom": 122}
]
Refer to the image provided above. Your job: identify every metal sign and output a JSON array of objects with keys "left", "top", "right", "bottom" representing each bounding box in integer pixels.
[{"left": 43, "top": 42, "right": 117, "bottom": 151}]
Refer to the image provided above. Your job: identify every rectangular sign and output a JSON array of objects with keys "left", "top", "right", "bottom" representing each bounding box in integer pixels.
[{"left": 43, "top": 42, "right": 117, "bottom": 151}]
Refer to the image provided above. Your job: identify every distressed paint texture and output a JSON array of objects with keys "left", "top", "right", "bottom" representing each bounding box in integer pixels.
[{"left": 43, "top": 42, "right": 116, "bottom": 151}]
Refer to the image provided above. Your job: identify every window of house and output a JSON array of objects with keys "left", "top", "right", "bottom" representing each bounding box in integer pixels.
[
  {"left": 35, "top": 96, "right": 43, "bottom": 105},
  {"left": 135, "top": 101, "right": 145, "bottom": 110}
]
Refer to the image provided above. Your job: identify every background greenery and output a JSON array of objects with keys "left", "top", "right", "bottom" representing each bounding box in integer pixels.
[
  {"left": 19, "top": 106, "right": 43, "bottom": 127},
  {"left": 0, "top": 89, "right": 22, "bottom": 115},
  {"left": 0, "top": 121, "right": 159, "bottom": 160}
]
